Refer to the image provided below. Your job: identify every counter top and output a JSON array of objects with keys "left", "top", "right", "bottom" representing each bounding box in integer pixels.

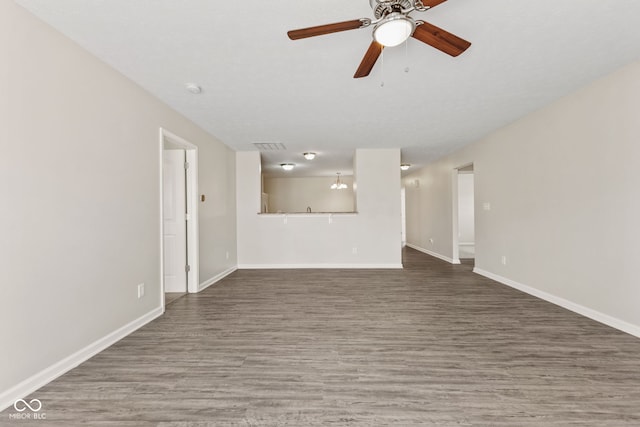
[{"left": 257, "top": 212, "right": 358, "bottom": 215}]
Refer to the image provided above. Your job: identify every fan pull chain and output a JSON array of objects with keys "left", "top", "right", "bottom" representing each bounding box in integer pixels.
[
  {"left": 405, "top": 39, "right": 410, "bottom": 73},
  {"left": 380, "top": 49, "right": 385, "bottom": 87}
]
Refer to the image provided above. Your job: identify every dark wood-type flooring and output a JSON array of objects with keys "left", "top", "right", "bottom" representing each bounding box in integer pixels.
[{"left": 3, "top": 248, "right": 640, "bottom": 426}]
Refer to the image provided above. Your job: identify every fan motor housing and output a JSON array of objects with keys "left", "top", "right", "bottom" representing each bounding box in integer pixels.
[{"left": 369, "top": 0, "right": 413, "bottom": 19}]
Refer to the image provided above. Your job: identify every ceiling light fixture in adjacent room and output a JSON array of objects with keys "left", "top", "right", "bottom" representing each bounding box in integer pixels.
[
  {"left": 303, "top": 152, "right": 316, "bottom": 160},
  {"left": 400, "top": 163, "right": 411, "bottom": 171},
  {"left": 280, "top": 163, "right": 295, "bottom": 171},
  {"left": 330, "top": 172, "right": 348, "bottom": 190}
]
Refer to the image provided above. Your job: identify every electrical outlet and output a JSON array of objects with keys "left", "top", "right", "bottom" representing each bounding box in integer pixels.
[
  {"left": 483, "top": 202, "right": 491, "bottom": 211},
  {"left": 137, "top": 283, "right": 145, "bottom": 299},
  {"left": 352, "top": 247, "right": 358, "bottom": 255},
  {"left": 501, "top": 256, "right": 507, "bottom": 265},
  {"left": 429, "top": 238, "right": 434, "bottom": 244}
]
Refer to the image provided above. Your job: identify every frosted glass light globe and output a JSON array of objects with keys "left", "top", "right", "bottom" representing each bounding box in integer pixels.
[{"left": 374, "top": 16, "right": 414, "bottom": 47}]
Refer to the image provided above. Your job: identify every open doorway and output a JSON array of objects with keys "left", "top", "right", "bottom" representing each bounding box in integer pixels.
[
  {"left": 453, "top": 164, "right": 475, "bottom": 264},
  {"left": 401, "top": 187, "right": 406, "bottom": 247},
  {"left": 160, "top": 129, "right": 199, "bottom": 308}
]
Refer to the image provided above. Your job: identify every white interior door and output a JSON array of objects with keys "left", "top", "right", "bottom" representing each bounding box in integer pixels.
[{"left": 163, "top": 149, "right": 187, "bottom": 292}]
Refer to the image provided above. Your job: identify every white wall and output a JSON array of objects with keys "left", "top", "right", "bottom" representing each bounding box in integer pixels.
[
  {"left": 0, "top": 0, "right": 236, "bottom": 407},
  {"left": 404, "top": 59, "right": 640, "bottom": 336},
  {"left": 404, "top": 162, "right": 456, "bottom": 263},
  {"left": 237, "top": 149, "right": 402, "bottom": 268},
  {"left": 263, "top": 176, "right": 355, "bottom": 213},
  {"left": 457, "top": 173, "right": 475, "bottom": 244},
  {"left": 197, "top": 147, "right": 237, "bottom": 284}
]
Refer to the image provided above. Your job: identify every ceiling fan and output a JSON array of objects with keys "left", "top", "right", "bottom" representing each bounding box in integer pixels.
[{"left": 287, "top": 0, "right": 471, "bottom": 78}]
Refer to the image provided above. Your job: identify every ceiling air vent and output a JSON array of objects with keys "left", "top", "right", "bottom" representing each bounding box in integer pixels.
[{"left": 252, "top": 142, "right": 287, "bottom": 151}]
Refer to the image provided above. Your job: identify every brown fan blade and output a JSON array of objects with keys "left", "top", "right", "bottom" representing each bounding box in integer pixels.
[
  {"left": 421, "top": 0, "right": 448, "bottom": 8},
  {"left": 354, "top": 41, "right": 384, "bottom": 78},
  {"left": 412, "top": 22, "right": 471, "bottom": 57},
  {"left": 287, "top": 19, "right": 367, "bottom": 40}
]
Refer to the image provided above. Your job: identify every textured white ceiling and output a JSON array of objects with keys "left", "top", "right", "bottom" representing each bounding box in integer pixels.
[{"left": 15, "top": 0, "right": 640, "bottom": 177}]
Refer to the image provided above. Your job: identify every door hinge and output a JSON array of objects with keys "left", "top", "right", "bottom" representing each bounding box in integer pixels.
[
  {"left": 184, "top": 161, "right": 190, "bottom": 170},
  {"left": 185, "top": 264, "right": 191, "bottom": 273}
]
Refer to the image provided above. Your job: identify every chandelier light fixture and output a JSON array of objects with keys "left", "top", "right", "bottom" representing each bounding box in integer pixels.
[{"left": 330, "top": 172, "right": 348, "bottom": 190}]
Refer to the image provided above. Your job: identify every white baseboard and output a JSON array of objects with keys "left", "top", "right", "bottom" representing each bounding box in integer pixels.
[
  {"left": 0, "top": 306, "right": 163, "bottom": 412},
  {"left": 198, "top": 266, "right": 237, "bottom": 292},
  {"left": 473, "top": 267, "right": 640, "bottom": 339},
  {"left": 238, "top": 263, "right": 403, "bottom": 269},
  {"left": 406, "top": 244, "right": 460, "bottom": 264}
]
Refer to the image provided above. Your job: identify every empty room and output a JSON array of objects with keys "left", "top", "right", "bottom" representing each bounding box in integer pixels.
[{"left": 2, "top": 0, "right": 640, "bottom": 425}]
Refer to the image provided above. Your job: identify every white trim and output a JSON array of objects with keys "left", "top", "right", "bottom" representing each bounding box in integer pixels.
[
  {"left": 198, "top": 266, "right": 238, "bottom": 292},
  {"left": 406, "top": 243, "right": 460, "bottom": 264},
  {"left": 158, "top": 132, "right": 164, "bottom": 309},
  {"left": 185, "top": 148, "right": 200, "bottom": 293},
  {"left": 473, "top": 268, "right": 640, "bottom": 339},
  {"left": 0, "top": 306, "right": 163, "bottom": 412},
  {"left": 238, "top": 263, "right": 403, "bottom": 269},
  {"left": 159, "top": 128, "right": 200, "bottom": 299},
  {"left": 451, "top": 169, "right": 460, "bottom": 263},
  {"left": 452, "top": 163, "right": 475, "bottom": 267}
]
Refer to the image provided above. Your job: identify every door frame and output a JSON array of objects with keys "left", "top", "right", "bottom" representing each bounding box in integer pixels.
[
  {"left": 400, "top": 187, "right": 406, "bottom": 247},
  {"left": 159, "top": 128, "right": 199, "bottom": 308},
  {"left": 452, "top": 162, "right": 474, "bottom": 264}
]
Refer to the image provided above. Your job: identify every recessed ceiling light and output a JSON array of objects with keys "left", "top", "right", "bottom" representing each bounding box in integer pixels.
[
  {"left": 303, "top": 152, "right": 316, "bottom": 160},
  {"left": 280, "top": 163, "right": 295, "bottom": 171},
  {"left": 400, "top": 164, "right": 411, "bottom": 171},
  {"left": 185, "top": 83, "right": 202, "bottom": 94}
]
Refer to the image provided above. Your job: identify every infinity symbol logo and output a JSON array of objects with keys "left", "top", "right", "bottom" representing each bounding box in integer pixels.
[{"left": 13, "top": 399, "right": 42, "bottom": 412}]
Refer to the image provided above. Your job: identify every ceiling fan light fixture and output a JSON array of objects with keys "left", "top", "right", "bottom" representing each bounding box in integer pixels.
[
  {"left": 287, "top": 1, "right": 471, "bottom": 79},
  {"left": 280, "top": 163, "right": 295, "bottom": 171},
  {"left": 373, "top": 14, "right": 415, "bottom": 47},
  {"left": 303, "top": 152, "right": 316, "bottom": 160}
]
